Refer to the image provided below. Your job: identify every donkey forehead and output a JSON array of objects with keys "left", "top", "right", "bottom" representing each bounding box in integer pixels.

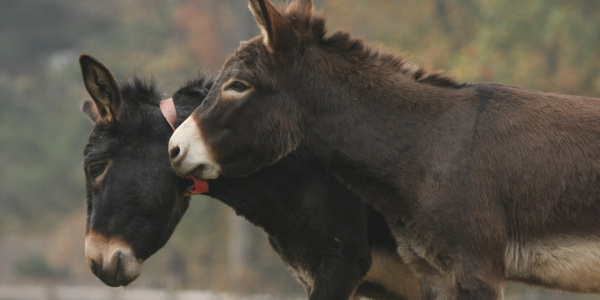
[
  {"left": 84, "top": 130, "right": 120, "bottom": 161},
  {"left": 84, "top": 125, "right": 151, "bottom": 164},
  {"left": 223, "top": 39, "right": 272, "bottom": 77}
]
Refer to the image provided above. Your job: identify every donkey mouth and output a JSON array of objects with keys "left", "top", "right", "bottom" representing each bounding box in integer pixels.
[
  {"left": 191, "top": 165, "right": 207, "bottom": 178},
  {"left": 85, "top": 232, "right": 143, "bottom": 287},
  {"left": 93, "top": 251, "right": 142, "bottom": 287},
  {"left": 185, "top": 173, "right": 209, "bottom": 194},
  {"left": 190, "top": 164, "right": 220, "bottom": 180}
]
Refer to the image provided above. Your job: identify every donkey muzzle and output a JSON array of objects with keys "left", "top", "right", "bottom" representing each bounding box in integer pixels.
[
  {"left": 168, "top": 115, "right": 221, "bottom": 179},
  {"left": 85, "top": 232, "right": 142, "bottom": 287}
]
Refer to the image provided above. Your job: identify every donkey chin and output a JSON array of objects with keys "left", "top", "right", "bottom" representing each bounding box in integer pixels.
[{"left": 85, "top": 232, "right": 143, "bottom": 287}]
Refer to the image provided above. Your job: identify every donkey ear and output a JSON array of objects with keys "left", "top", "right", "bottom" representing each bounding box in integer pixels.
[
  {"left": 79, "top": 54, "right": 121, "bottom": 123},
  {"left": 82, "top": 100, "right": 100, "bottom": 124},
  {"left": 248, "top": 0, "right": 297, "bottom": 55},
  {"left": 284, "top": 0, "right": 313, "bottom": 19}
]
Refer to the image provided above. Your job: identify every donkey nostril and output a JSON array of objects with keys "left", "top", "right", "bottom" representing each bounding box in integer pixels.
[
  {"left": 170, "top": 146, "right": 181, "bottom": 160},
  {"left": 114, "top": 251, "right": 123, "bottom": 281},
  {"left": 91, "top": 259, "right": 100, "bottom": 275}
]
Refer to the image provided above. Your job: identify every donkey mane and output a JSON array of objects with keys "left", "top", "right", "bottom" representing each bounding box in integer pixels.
[
  {"left": 117, "top": 76, "right": 213, "bottom": 129},
  {"left": 111, "top": 77, "right": 168, "bottom": 135},
  {"left": 119, "top": 77, "right": 163, "bottom": 106},
  {"left": 172, "top": 76, "right": 214, "bottom": 126},
  {"left": 283, "top": 4, "right": 465, "bottom": 89}
]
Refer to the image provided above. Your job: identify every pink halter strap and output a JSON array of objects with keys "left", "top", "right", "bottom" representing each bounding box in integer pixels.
[{"left": 159, "top": 98, "right": 209, "bottom": 194}]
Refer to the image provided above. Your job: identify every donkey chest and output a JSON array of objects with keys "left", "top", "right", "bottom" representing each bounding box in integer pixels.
[{"left": 505, "top": 237, "right": 600, "bottom": 293}]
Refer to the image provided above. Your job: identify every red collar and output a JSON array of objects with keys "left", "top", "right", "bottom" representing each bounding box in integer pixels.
[{"left": 160, "top": 98, "right": 209, "bottom": 195}]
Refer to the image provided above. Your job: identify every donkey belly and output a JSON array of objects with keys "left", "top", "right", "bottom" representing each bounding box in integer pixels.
[{"left": 506, "top": 237, "right": 600, "bottom": 292}]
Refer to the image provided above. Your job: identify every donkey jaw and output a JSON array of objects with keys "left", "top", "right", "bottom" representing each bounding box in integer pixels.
[
  {"left": 168, "top": 115, "right": 221, "bottom": 180},
  {"left": 85, "top": 232, "right": 142, "bottom": 287}
]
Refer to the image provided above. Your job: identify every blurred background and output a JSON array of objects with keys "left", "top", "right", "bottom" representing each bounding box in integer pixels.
[{"left": 1, "top": 0, "right": 600, "bottom": 299}]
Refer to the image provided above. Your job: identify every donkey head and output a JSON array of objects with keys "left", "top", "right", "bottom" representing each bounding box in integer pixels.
[
  {"left": 169, "top": 0, "right": 317, "bottom": 179},
  {"left": 80, "top": 55, "right": 205, "bottom": 286}
]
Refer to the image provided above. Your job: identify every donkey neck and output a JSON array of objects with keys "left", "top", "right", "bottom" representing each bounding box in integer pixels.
[
  {"left": 205, "top": 151, "right": 331, "bottom": 237},
  {"left": 295, "top": 51, "right": 474, "bottom": 213},
  {"left": 300, "top": 57, "right": 462, "bottom": 159}
]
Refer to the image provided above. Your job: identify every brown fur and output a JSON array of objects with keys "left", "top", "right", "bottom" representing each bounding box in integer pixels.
[
  {"left": 83, "top": 54, "right": 421, "bottom": 299},
  {"left": 169, "top": 0, "right": 600, "bottom": 299},
  {"left": 81, "top": 54, "right": 193, "bottom": 287}
]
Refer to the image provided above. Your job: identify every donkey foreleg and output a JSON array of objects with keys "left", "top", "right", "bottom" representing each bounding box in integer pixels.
[
  {"left": 452, "top": 252, "right": 505, "bottom": 300},
  {"left": 308, "top": 251, "right": 371, "bottom": 300}
]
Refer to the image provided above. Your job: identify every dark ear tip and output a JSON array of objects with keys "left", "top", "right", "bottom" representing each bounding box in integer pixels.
[
  {"left": 79, "top": 54, "right": 102, "bottom": 67},
  {"left": 79, "top": 54, "right": 91, "bottom": 64}
]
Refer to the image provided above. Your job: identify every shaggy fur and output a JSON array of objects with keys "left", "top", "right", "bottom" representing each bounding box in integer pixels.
[
  {"left": 172, "top": 0, "right": 600, "bottom": 299},
  {"left": 80, "top": 55, "right": 420, "bottom": 299}
]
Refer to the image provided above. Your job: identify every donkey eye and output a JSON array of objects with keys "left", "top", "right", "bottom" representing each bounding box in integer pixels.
[
  {"left": 225, "top": 80, "right": 250, "bottom": 93},
  {"left": 88, "top": 162, "right": 108, "bottom": 181}
]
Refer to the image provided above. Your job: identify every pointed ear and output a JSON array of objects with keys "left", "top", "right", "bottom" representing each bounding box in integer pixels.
[
  {"left": 82, "top": 100, "right": 100, "bottom": 124},
  {"left": 248, "top": 0, "right": 297, "bottom": 55},
  {"left": 79, "top": 54, "right": 121, "bottom": 123},
  {"left": 284, "top": 0, "right": 313, "bottom": 20}
]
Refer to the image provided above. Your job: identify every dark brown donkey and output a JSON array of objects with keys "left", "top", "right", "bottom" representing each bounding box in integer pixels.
[
  {"left": 168, "top": 0, "right": 600, "bottom": 299},
  {"left": 80, "top": 54, "right": 420, "bottom": 299}
]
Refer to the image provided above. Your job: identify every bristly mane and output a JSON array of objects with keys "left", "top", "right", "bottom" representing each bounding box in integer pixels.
[
  {"left": 119, "top": 77, "right": 163, "bottom": 106},
  {"left": 172, "top": 75, "right": 215, "bottom": 127},
  {"left": 108, "top": 77, "right": 165, "bottom": 135},
  {"left": 282, "top": 3, "right": 466, "bottom": 89},
  {"left": 116, "top": 75, "right": 214, "bottom": 130},
  {"left": 117, "top": 75, "right": 213, "bottom": 129}
]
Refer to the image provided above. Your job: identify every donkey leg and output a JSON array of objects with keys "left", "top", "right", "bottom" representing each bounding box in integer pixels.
[
  {"left": 452, "top": 252, "right": 505, "bottom": 300},
  {"left": 405, "top": 255, "right": 455, "bottom": 300},
  {"left": 455, "top": 280, "right": 503, "bottom": 300},
  {"left": 395, "top": 230, "right": 456, "bottom": 300},
  {"left": 418, "top": 271, "right": 456, "bottom": 300},
  {"left": 308, "top": 251, "right": 371, "bottom": 300},
  {"left": 403, "top": 247, "right": 503, "bottom": 300}
]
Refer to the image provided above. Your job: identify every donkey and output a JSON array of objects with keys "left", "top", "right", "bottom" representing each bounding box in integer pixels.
[
  {"left": 168, "top": 0, "right": 600, "bottom": 299},
  {"left": 80, "top": 54, "right": 420, "bottom": 299}
]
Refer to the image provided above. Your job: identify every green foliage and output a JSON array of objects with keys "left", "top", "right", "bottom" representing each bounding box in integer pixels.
[
  {"left": 13, "top": 256, "right": 70, "bottom": 280},
  {"left": 323, "top": 0, "right": 600, "bottom": 96},
  {"left": 0, "top": 0, "right": 599, "bottom": 297},
  {"left": 0, "top": 0, "right": 113, "bottom": 73}
]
